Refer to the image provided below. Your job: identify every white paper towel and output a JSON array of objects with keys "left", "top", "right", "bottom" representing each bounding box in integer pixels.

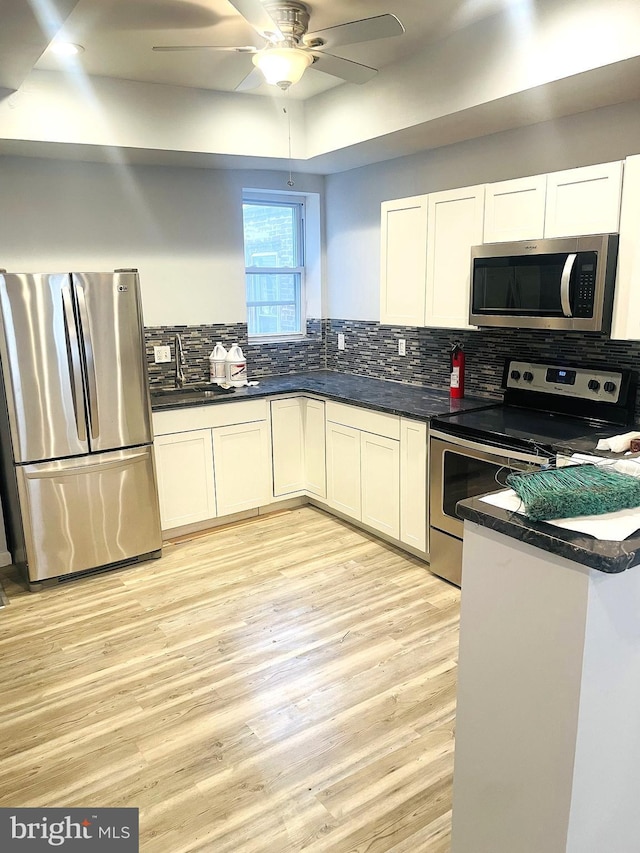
[{"left": 480, "top": 489, "right": 640, "bottom": 541}]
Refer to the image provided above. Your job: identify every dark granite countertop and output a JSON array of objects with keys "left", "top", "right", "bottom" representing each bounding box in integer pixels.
[
  {"left": 150, "top": 370, "right": 496, "bottom": 421},
  {"left": 457, "top": 494, "right": 640, "bottom": 574}
]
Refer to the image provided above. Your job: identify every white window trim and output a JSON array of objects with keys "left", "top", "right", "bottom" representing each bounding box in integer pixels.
[{"left": 243, "top": 191, "right": 308, "bottom": 342}]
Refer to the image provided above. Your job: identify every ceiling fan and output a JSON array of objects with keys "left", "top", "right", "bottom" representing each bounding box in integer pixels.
[{"left": 152, "top": 0, "right": 405, "bottom": 91}]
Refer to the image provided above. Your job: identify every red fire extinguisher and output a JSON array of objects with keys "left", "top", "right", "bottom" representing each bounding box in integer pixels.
[{"left": 450, "top": 342, "right": 465, "bottom": 399}]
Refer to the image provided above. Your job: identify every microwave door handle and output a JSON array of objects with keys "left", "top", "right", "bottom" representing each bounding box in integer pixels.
[
  {"left": 75, "top": 283, "right": 100, "bottom": 440},
  {"left": 560, "top": 253, "right": 577, "bottom": 317},
  {"left": 61, "top": 284, "right": 87, "bottom": 443}
]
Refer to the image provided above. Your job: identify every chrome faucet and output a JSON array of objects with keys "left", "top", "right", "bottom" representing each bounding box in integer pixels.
[{"left": 175, "top": 333, "right": 186, "bottom": 388}]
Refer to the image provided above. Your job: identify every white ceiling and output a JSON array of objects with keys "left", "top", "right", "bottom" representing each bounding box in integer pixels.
[
  {"left": 2, "top": 0, "right": 640, "bottom": 173},
  {"left": 29, "top": 0, "right": 521, "bottom": 100}
]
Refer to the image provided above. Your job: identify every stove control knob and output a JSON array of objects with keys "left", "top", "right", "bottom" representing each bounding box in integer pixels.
[
  {"left": 588, "top": 379, "right": 600, "bottom": 392},
  {"left": 604, "top": 381, "right": 617, "bottom": 394},
  {"left": 510, "top": 370, "right": 521, "bottom": 381},
  {"left": 523, "top": 371, "right": 534, "bottom": 382}
]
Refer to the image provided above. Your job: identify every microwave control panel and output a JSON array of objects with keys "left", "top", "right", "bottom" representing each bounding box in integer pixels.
[
  {"left": 573, "top": 262, "right": 596, "bottom": 317},
  {"left": 505, "top": 360, "right": 622, "bottom": 403}
]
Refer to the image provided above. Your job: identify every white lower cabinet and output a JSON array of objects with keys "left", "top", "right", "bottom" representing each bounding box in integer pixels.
[
  {"left": 326, "top": 422, "right": 362, "bottom": 518},
  {"left": 360, "top": 431, "right": 400, "bottom": 539},
  {"left": 271, "top": 398, "right": 306, "bottom": 496},
  {"left": 153, "top": 396, "right": 428, "bottom": 559},
  {"left": 303, "top": 399, "right": 326, "bottom": 498},
  {"left": 270, "top": 397, "right": 327, "bottom": 498},
  {"left": 154, "top": 429, "right": 216, "bottom": 530},
  {"left": 212, "top": 421, "right": 271, "bottom": 516},
  {"left": 400, "top": 418, "right": 428, "bottom": 553},
  {"left": 325, "top": 402, "right": 402, "bottom": 541},
  {"left": 152, "top": 400, "right": 271, "bottom": 532}
]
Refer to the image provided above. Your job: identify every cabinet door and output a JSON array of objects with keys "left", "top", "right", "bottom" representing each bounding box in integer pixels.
[
  {"left": 271, "top": 398, "right": 305, "bottom": 497},
  {"left": 326, "top": 422, "right": 361, "bottom": 519},
  {"left": 154, "top": 430, "right": 216, "bottom": 530},
  {"left": 361, "top": 432, "right": 400, "bottom": 539},
  {"left": 426, "top": 185, "right": 484, "bottom": 329},
  {"left": 380, "top": 196, "right": 428, "bottom": 326},
  {"left": 304, "top": 399, "right": 326, "bottom": 498},
  {"left": 544, "top": 161, "right": 623, "bottom": 238},
  {"left": 483, "top": 175, "right": 547, "bottom": 242},
  {"left": 400, "top": 419, "right": 428, "bottom": 553},
  {"left": 213, "top": 421, "right": 271, "bottom": 516},
  {"left": 611, "top": 155, "right": 640, "bottom": 340}
]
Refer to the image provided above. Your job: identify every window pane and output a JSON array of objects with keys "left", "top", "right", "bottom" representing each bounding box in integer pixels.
[
  {"left": 242, "top": 202, "right": 299, "bottom": 268},
  {"left": 246, "top": 273, "right": 301, "bottom": 335}
]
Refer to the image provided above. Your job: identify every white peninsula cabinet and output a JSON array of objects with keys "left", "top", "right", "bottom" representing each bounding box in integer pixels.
[
  {"left": 270, "top": 397, "right": 326, "bottom": 498},
  {"left": 152, "top": 400, "right": 272, "bottom": 533},
  {"left": 484, "top": 161, "right": 623, "bottom": 243}
]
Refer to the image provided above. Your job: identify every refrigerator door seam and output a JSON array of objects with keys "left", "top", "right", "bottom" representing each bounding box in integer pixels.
[
  {"left": 75, "top": 282, "right": 100, "bottom": 441},
  {"left": 61, "top": 283, "right": 87, "bottom": 443}
]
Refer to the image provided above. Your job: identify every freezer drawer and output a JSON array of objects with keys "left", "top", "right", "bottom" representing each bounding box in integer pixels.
[{"left": 16, "top": 446, "right": 161, "bottom": 582}]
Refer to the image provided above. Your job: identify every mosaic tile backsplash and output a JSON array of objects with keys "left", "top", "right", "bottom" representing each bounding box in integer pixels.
[{"left": 145, "top": 318, "right": 640, "bottom": 420}]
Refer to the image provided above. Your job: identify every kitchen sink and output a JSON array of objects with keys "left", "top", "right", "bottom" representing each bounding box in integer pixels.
[{"left": 151, "top": 385, "right": 235, "bottom": 407}]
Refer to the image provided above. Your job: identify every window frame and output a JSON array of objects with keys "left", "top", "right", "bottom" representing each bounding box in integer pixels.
[{"left": 242, "top": 192, "right": 307, "bottom": 342}]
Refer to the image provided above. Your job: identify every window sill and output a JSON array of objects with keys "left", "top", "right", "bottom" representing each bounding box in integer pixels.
[{"left": 248, "top": 334, "right": 318, "bottom": 346}]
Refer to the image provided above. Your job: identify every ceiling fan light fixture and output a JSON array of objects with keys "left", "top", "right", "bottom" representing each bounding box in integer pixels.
[{"left": 253, "top": 47, "right": 312, "bottom": 89}]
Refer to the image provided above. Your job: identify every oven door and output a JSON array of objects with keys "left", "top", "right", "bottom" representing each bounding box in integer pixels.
[{"left": 430, "top": 430, "right": 547, "bottom": 540}]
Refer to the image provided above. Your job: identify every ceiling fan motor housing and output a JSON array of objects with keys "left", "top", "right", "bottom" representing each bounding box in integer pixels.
[{"left": 264, "top": 1, "right": 311, "bottom": 46}]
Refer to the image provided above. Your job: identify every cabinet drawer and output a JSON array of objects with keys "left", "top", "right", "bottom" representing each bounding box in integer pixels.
[
  {"left": 325, "top": 401, "right": 400, "bottom": 440},
  {"left": 153, "top": 399, "right": 268, "bottom": 436}
]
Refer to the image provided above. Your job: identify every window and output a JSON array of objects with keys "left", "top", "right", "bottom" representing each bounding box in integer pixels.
[{"left": 242, "top": 195, "right": 305, "bottom": 339}]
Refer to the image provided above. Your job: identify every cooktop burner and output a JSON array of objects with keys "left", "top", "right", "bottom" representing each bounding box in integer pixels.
[{"left": 432, "top": 358, "right": 638, "bottom": 456}]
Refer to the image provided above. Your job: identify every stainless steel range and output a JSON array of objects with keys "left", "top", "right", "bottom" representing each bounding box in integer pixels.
[{"left": 429, "top": 359, "right": 638, "bottom": 586}]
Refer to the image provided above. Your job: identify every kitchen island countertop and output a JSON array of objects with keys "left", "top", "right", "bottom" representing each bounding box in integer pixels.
[
  {"left": 150, "top": 370, "right": 496, "bottom": 421},
  {"left": 457, "top": 493, "right": 640, "bottom": 573}
]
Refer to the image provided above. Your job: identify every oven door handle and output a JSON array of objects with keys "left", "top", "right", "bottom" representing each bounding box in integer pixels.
[{"left": 430, "top": 429, "right": 550, "bottom": 466}]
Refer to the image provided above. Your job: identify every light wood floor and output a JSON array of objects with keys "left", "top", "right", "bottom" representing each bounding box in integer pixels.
[{"left": 0, "top": 506, "right": 460, "bottom": 852}]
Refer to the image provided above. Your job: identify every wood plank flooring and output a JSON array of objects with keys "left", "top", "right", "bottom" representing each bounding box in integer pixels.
[{"left": 0, "top": 506, "right": 460, "bottom": 852}]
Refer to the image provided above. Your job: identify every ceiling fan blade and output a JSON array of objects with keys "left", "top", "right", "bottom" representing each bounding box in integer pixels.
[
  {"left": 305, "top": 14, "right": 404, "bottom": 50},
  {"left": 153, "top": 45, "right": 258, "bottom": 53},
  {"left": 235, "top": 65, "right": 265, "bottom": 92},
  {"left": 310, "top": 51, "right": 377, "bottom": 84},
  {"left": 227, "top": 0, "right": 283, "bottom": 41}
]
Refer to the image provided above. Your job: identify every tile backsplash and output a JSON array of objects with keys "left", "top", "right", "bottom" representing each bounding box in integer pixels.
[{"left": 145, "top": 318, "right": 640, "bottom": 419}]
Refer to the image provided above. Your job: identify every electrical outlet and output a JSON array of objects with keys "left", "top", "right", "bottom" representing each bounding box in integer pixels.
[
  {"left": 154, "top": 345, "right": 171, "bottom": 364},
  {"left": 337, "top": 333, "right": 345, "bottom": 351},
  {"left": 398, "top": 339, "right": 406, "bottom": 356}
]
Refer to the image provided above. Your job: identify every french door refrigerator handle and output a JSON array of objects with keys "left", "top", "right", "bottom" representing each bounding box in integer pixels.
[
  {"left": 75, "top": 283, "right": 100, "bottom": 440},
  {"left": 61, "top": 284, "right": 87, "bottom": 443},
  {"left": 560, "top": 253, "right": 577, "bottom": 317}
]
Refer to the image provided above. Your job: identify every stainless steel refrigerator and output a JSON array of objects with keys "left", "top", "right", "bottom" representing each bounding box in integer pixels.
[{"left": 0, "top": 269, "right": 162, "bottom": 587}]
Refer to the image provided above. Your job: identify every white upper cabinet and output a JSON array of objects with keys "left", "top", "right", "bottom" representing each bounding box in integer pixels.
[
  {"left": 380, "top": 195, "right": 428, "bottom": 326},
  {"left": 611, "top": 155, "right": 640, "bottom": 341},
  {"left": 426, "top": 185, "right": 484, "bottom": 329},
  {"left": 484, "top": 163, "right": 623, "bottom": 244},
  {"left": 483, "top": 175, "right": 547, "bottom": 243},
  {"left": 544, "top": 161, "right": 624, "bottom": 238}
]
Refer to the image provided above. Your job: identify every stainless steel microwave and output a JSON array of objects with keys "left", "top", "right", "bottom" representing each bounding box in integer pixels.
[{"left": 469, "top": 233, "right": 619, "bottom": 332}]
